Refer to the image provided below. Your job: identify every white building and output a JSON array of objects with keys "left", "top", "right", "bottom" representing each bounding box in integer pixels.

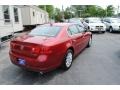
[
  {"left": 21, "top": 5, "right": 49, "bottom": 27},
  {"left": 0, "top": 5, "right": 23, "bottom": 41},
  {"left": 0, "top": 5, "right": 49, "bottom": 43}
]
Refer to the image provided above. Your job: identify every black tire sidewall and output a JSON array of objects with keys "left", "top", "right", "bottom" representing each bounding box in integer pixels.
[
  {"left": 87, "top": 37, "right": 92, "bottom": 47},
  {"left": 62, "top": 49, "right": 73, "bottom": 70},
  {"left": 109, "top": 27, "right": 113, "bottom": 33}
]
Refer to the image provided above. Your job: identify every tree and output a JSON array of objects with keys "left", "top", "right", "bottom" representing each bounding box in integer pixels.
[
  {"left": 106, "top": 5, "right": 114, "bottom": 17},
  {"left": 38, "top": 5, "right": 54, "bottom": 19},
  {"left": 54, "top": 8, "right": 62, "bottom": 22},
  {"left": 95, "top": 6, "right": 106, "bottom": 17},
  {"left": 69, "top": 5, "right": 115, "bottom": 18},
  {"left": 64, "top": 7, "right": 75, "bottom": 19}
]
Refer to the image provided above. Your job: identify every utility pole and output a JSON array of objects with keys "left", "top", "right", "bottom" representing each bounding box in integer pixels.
[
  {"left": 62, "top": 5, "right": 65, "bottom": 21},
  {"left": 78, "top": 10, "right": 82, "bottom": 17}
]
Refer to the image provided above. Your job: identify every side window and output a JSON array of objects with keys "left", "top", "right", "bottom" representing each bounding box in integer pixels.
[
  {"left": 68, "top": 25, "right": 80, "bottom": 35},
  {"left": 3, "top": 5, "right": 10, "bottom": 23},
  {"left": 76, "top": 25, "right": 84, "bottom": 32},
  {"left": 85, "top": 20, "right": 89, "bottom": 23},
  {"left": 14, "top": 7, "right": 19, "bottom": 22}
]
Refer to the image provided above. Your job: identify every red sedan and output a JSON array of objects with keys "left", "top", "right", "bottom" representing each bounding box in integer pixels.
[{"left": 9, "top": 23, "right": 92, "bottom": 73}]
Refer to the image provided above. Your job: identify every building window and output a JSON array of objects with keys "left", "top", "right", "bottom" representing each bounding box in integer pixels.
[
  {"left": 14, "top": 7, "right": 19, "bottom": 22},
  {"left": 33, "top": 11, "right": 35, "bottom": 16},
  {"left": 3, "top": 5, "right": 10, "bottom": 23}
]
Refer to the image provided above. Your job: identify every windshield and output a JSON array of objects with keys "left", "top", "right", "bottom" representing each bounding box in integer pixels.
[
  {"left": 89, "top": 18, "right": 102, "bottom": 23},
  {"left": 110, "top": 19, "right": 120, "bottom": 23},
  {"left": 29, "top": 26, "right": 61, "bottom": 37}
]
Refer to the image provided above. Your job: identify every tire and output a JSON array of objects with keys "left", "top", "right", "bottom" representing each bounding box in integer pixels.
[
  {"left": 0, "top": 38, "right": 1, "bottom": 48},
  {"left": 102, "top": 31, "right": 105, "bottom": 33},
  {"left": 87, "top": 37, "right": 92, "bottom": 48},
  {"left": 62, "top": 49, "right": 73, "bottom": 70},
  {"left": 88, "top": 26, "right": 90, "bottom": 30},
  {"left": 109, "top": 27, "right": 113, "bottom": 33}
]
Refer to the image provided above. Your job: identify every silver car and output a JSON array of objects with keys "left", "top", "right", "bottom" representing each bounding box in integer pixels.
[
  {"left": 83, "top": 17, "right": 106, "bottom": 33},
  {"left": 103, "top": 18, "right": 120, "bottom": 33}
]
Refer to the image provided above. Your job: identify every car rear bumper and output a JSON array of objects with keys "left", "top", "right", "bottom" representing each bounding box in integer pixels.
[{"left": 9, "top": 51, "right": 57, "bottom": 72}]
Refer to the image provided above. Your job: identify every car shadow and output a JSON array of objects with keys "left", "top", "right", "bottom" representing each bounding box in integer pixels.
[
  {"left": 91, "top": 32, "right": 105, "bottom": 34},
  {"left": 115, "top": 50, "right": 120, "bottom": 59},
  {"left": 1, "top": 65, "right": 65, "bottom": 85},
  {"left": 110, "top": 32, "right": 120, "bottom": 34}
]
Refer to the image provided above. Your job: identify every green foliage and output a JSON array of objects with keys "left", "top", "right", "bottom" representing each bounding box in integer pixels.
[
  {"left": 106, "top": 5, "right": 114, "bottom": 17},
  {"left": 38, "top": 5, "right": 54, "bottom": 18},
  {"left": 38, "top": 5, "right": 115, "bottom": 22},
  {"left": 54, "top": 8, "right": 62, "bottom": 22},
  {"left": 70, "top": 5, "right": 115, "bottom": 18}
]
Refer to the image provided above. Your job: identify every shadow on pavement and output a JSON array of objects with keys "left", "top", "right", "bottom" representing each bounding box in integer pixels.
[{"left": 1, "top": 65, "right": 65, "bottom": 85}]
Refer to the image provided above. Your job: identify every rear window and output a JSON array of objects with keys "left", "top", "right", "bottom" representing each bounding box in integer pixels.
[{"left": 29, "top": 26, "right": 61, "bottom": 37}]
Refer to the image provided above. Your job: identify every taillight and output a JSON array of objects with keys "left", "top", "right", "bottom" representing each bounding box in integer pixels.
[
  {"left": 40, "top": 47, "right": 52, "bottom": 54},
  {"left": 32, "top": 46, "right": 52, "bottom": 55},
  {"left": 32, "top": 47, "right": 40, "bottom": 55}
]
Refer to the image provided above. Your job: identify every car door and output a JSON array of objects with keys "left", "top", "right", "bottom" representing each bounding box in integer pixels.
[
  {"left": 76, "top": 24, "right": 89, "bottom": 50},
  {"left": 68, "top": 25, "right": 83, "bottom": 55}
]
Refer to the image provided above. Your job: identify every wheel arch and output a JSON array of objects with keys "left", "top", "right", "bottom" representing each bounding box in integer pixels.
[{"left": 67, "top": 46, "right": 74, "bottom": 56}]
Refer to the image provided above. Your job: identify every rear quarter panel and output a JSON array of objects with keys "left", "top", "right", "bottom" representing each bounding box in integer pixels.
[{"left": 45, "top": 26, "right": 73, "bottom": 67}]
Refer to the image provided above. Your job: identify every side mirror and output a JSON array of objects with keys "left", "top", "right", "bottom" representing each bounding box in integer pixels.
[
  {"left": 86, "top": 21, "right": 89, "bottom": 23},
  {"left": 84, "top": 27, "right": 88, "bottom": 32}
]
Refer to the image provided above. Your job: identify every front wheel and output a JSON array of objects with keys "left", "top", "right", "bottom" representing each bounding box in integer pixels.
[
  {"left": 0, "top": 38, "right": 2, "bottom": 48},
  {"left": 102, "top": 31, "right": 105, "bottom": 33},
  {"left": 62, "top": 49, "right": 73, "bottom": 70},
  {"left": 109, "top": 27, "right": 113, "bottom": 33},
  {"left": 87, "top": 37, "right": 92, "bottom": 48}
]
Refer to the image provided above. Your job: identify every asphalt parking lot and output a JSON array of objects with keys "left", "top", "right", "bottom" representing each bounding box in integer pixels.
[{"left": 0, "top": 32, "right": 120, "bottom": 85}]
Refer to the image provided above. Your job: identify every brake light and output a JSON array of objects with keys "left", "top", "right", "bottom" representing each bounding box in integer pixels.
[
  {"left": 32, "top": 47, "right": 40, "bottom": 54},
  {"left": 41, "top": 47, "right": 52, "bottom": 54}
]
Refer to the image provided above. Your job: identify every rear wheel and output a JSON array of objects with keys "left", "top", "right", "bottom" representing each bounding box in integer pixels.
[{"left": 62, "top": 49, "right": 73, "bottom": 70}]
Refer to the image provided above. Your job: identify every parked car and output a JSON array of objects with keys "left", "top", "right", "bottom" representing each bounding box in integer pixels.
[
  {"left": 68, "top": 18, "right": 85, "bottom": 28},
  {"left": 103, "top": 17, "right": 120, "bottom": 33},
  {"left": 83, "top": 17, "right": 106, "bottom": 33},
  {"left": 9, "top": 23, "right": 92, "bottom": 73}
]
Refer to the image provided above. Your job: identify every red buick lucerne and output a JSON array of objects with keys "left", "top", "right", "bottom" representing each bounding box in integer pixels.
[{"left": 9, "top": 23, "right": 92, "bottom": 73}]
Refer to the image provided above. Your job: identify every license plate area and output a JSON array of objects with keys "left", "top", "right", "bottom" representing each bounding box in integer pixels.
[{"left": 18, "top": 58, "right": 26, "bottom": 66}]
